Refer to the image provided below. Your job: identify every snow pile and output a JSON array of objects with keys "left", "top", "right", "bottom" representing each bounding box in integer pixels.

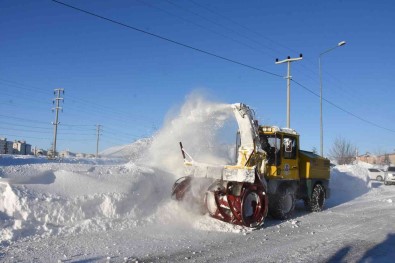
[
  {"left": 0, "top": 162, "right": 175, "bottom": 243},
  {"left": 327, "top": 164, "right": 371, "bottom": 207}
]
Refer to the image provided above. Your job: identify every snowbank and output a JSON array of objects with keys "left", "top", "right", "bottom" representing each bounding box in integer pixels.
[
  {"left": 0, "top": 157, "right": 246, "bottom": 244},
  {"left": 0, "top": 162, "right": 180, "bottom": 243},
  {"left": 327, "top": 164, "right": 371, "bottom": 207}
]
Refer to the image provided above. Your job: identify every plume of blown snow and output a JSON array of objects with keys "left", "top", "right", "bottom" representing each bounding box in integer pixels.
[
  {"left": 100, "top": 138, "right": 152, "bottom": 160},
  {"left": 146, "top": 92, "right": 236, "bottom": 176}
]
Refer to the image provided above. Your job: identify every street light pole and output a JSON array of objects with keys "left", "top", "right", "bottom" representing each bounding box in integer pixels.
[
  {"left": 319, "top": 41, "right": 346, "bottom": 157},
  {"left": 275, "top": 54, "right": 303, "bottom": 128}
]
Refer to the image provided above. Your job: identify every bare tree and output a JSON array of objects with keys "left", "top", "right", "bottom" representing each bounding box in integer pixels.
[{"left": 328, "top": 136, "right": 357, "bottom": 165}]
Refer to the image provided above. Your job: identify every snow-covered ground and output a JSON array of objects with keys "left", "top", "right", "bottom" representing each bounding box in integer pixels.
[
  {"left": 1, "top": 98, "right": 394, "bottom": 262},
  {"left": 1, "top": 155, "right": 394, "bottom": 262}
]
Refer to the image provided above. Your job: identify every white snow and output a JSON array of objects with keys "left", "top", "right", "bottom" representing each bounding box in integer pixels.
[{"left": 1, "top": 96, "right": 395, "bottom": 262}]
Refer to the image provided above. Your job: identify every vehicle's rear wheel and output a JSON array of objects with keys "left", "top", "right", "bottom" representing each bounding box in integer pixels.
[
  {"left": 305, "top": 184, "right": 325, "bottom": 212},
  {"left": 376, "top": 176, "right": 383, "bottom": 181},
  {"left": 269, "top": 188, "right": 295, "bottom": 220}
]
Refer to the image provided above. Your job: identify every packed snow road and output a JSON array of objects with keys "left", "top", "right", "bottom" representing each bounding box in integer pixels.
[
  {"left": 4, "top": 187, "right": 395, "bottom": 263},
  {"left": 0, "top": 155, "right": 394, "bottom": 262}
]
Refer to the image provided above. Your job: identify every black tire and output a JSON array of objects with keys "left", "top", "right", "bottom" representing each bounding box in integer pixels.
[
  {"left": 376, "top": 176, "right": 383, "bottom": 181},
  {"left": 305, "top": 184, "right": 325, "bottom": 212},
  {"left": 269, "top": 188, "right": 295, "bottom": 220},
  {"left": 384, "top": 181, "right": 389, "bottom": 185}
]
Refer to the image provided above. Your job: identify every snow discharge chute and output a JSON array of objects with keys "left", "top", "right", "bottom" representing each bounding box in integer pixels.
[{"left": 171, "top": 103, "right": 268, "bottom": 228}]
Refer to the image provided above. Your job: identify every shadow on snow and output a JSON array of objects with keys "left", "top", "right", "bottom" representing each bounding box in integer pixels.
[{"left": 326, "top": 233, "right": 395, "bottom": 262}]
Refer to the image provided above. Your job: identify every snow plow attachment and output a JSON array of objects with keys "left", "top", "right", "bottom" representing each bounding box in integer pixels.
[
  {"left": 171, "top": 103, "right": 269, "bottom": 228},
  {"left": 172, "top": 177, "right": 268, "bottom": 228}
]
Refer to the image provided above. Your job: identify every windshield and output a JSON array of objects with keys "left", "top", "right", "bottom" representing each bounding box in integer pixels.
[{"left": 260, "top": 134, "right": 281, "bottom": 166}]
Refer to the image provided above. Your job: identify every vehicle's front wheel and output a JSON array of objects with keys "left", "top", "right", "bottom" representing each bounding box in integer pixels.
[
  {"left": 305, "top": 184, "right": 326, "bottom": 212},
  {"left": 376, "top": 176, "right": 383, "bottom": 181},
  {"left": 241, "top": 187, "right": 266, "bottom": 228},
  {"left": 269, "top": 188, "right": 295, "bottom": 220},
  {"left": 384, "top": 181, "right": 389, "bottom": 185}
]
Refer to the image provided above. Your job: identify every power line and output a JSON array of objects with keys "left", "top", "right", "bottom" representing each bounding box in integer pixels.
[
  {"left": 0, "top": 78, "right": 158, "bottom": 134},
  {"left": 0, "top": 121, "right": 52, "bottom": 130},
  {"left": 0, "top": 133, "right": 50, "bottom": 140},
  {"left": 0, "top": 118, "right": 96, "bottom": 132},
  {"left": 0, "top": 126, "right": 94, "bottom": 136},
  {"left": 103, "top": 126, "right": 147, "bottom": 138},
  {"left": 291, "top": 79, "right": 395, "bottom": 133},
  {"left": 101, "top": 133, "right": 137, "bottom": 143},
  {"left": 0, "top": 94, "right": 150, "bottom": 138},
  {"left": 0, "top": 126, "right": 51, "bottom": 134},
  {"left": 165, "top": 0, "right": 278, "bottom": 54},
  {"left": 52, "top": 0, "right": 282, "bottom": 78},
  {"left": 61, "top": 123, "right": 96, "bottom": 127},
  {"left": 185, "top": 1, "right": 363, "bottom": 109},
  {"left": 0, "top": 79, "right": 49, "bottom": 95},
  {"left": 138, "top": 0, "right": 272, "bottom": 57},
  {"left": 0, "top": 78, "right": 147, "bottom": 125},
  {"left": 4, "top": 83, "right": 156, "bottom": 130},
  {"left": 46, "top": 2, "right": 395, "bottom": 138},
  {"left": 0, "top": 114, "right": 50, "bottom": 125},
  {"left": 188, "top": 0, "right": 299, "bottom": 55}
]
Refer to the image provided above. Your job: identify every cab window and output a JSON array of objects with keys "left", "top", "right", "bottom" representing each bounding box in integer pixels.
[
  {"left": 260, "top": 134, "right": 281, "bottom": 165},
  {"left": 283, "top": 136, "right": 297, "bottom": 159}
]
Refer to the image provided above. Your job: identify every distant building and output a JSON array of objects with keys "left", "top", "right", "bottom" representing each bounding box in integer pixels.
[
  {"left": 0, "top": 138, "right": 14, "bottom": 154},
  {"left": 33, "top": 148, "right": 47, "bottom": 156},
  {"left": 13, "top": 140, "right": 32, "bottom": 155},
  {"left": 59, "top": 150, "right": 76, "bottom": 158},
  {"left": 0, "top": 138, "right": 7, "bottom": 154},
  {"left": 6, "top": 141, "right": 13, "bottom": 154},
  {"left": 76, "top": 153, "right": 86, "bottom": 158},
  {"left": 357, "top": 153, "right": 395, "bottom": 165}
]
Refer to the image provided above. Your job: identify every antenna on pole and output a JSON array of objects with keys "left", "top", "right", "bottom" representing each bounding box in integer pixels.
[
  {"left": 275, "top": 54, "right": 303, "bottom": 128},
  {"left": 51, "top": 88, "right": 64, "bottom": 158}
]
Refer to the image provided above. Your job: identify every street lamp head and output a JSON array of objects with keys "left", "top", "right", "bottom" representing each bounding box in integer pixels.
[{"left": 338, "top": 41, "right": 346, "bottom": 47}]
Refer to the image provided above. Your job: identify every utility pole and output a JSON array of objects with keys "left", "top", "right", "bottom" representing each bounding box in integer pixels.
[
  {"left": 96, "top": 124, "right": 102, "bottom": 158},
  {"left": 52, "top": 88, "right": 64, "bottom": 158},
  {"left": 275, "top": 54, "right": 303, "bottom": 128}
]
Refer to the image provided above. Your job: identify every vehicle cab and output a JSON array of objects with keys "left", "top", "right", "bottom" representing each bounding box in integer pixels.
[{"left": 259, "top": 126, "right": 300, "bottom": 180}]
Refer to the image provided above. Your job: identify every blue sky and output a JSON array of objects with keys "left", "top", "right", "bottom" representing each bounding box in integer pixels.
[{"left": 1, "top": 0, "right": 394, "bottom": 156}]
